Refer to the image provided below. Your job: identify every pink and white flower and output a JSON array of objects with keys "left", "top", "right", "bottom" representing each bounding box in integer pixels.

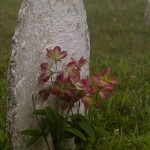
[{"left": 46, "top": 46, "right": 67, "bottom": 61}]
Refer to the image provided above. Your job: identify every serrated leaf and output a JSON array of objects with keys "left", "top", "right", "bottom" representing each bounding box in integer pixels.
[
  {"left": 20, "top": 130, "right": 42, "bottom": 136},
  {"left": 27, "top": 136, "right": 41, "bottom": 147},
  {"left": 32, "top": 109, "right": 46, "bottom": 116},
  {"left": 79, "top": 121, "right": 95, "bottom": 138},
  {"left": 64, "top": 128, "right": 86, "bottom": 141}
]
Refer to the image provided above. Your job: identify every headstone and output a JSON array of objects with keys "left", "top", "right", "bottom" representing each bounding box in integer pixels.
[
  {"left": 7, "top": 0, "right": 90, "bottom": 150},
  {"left": 145, "top": 0, "right": 150, "bottom": 25}
]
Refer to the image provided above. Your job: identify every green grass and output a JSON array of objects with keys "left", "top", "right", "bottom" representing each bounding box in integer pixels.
[
  {"left": 0, "top": 0, "right": 150, "bottom": 149},
  {"left": 84, "top": 0, "right": 150, "bottom": 149},
  {"left": 0, "top": 0, "right": 23, "bottom": 149}
]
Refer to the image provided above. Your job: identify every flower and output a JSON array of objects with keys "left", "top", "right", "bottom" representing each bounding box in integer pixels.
[
  {"left": 38, "top": 63, "right": 53, "bottom": 83},
  {"left": 71, "top": 79, "right": 91, "bottom": 93},
  {"left": 46, "top": 46, "right": 67, "bottom": 61},
  {"left": 50, "top": 73, "right": 74, "bottom": 100},
  {"left": 39, "top": 88, "right": 51, "bottom": 100},
  {"left": 70, "top": 57, "right": 87, "bottom": 70},
  {"left": 92, "top": 68, "right": 118, "bottom": 100},
  {"left": 99, "top": 91, "right": 107, "bottom": 100},
  {"left": 38, "top": 47, "right": 118, "bottom": 113},
  {"left": 81, "top": 96, "right": 94, "bottom": 108},
  {"left": 92, "top": 68, "right": 118, "bottom": 88},
  {"left": 101, "top": 68, "right": 118, "bottom": 85}
]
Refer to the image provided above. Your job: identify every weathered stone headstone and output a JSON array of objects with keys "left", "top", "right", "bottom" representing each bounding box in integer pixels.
[
  {"left": 7, "top": 0, "right": 90, "bottom": 149},
  {"left": 145, "top": 0, "right": 150, "bottom": 25}
]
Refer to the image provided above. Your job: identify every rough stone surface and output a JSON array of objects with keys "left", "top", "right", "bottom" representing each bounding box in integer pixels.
[
  {"left": 7, "top": 0, "right": 90, "bottom": 149},
  {"left": 145, "top": 0, "right": 150, "bottom": 25}
]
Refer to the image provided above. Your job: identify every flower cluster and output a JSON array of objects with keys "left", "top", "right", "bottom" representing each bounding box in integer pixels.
[{"left": 38, "top": 46, "right": 118, "bottom": 111}]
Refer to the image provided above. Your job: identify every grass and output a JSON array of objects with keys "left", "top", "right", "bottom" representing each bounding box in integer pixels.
[
  {"left": 0, "top": 0, "right": 23, "bottom": 149},
  {"left": 0, "top": 0, "right": 150, "bottom": 149},
  {"left": 84, "top": 0, "right": 150, "bottom": 149}
]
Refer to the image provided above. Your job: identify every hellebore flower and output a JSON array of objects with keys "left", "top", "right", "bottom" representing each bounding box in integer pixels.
[
  {"left": 46, "top": 46, "right": 67, "bottom": 61},
  {"left": 70, "top": 73, "right": 80, "bottom": 84},
  {"left": 64, "top": 61, "right": 78, "bottom": 77},
  {"left": 50, "top": 73, "right": 74, "bottom": 100},
  {"left": 101, "top": 68, "right": 118, "bottom": 85},
  {"left": 92, "top": 68, "right": 118, "bottom": 100},
  {"left": 81, "top": 96, "right": 94, "bottom": 108},
  {"left": 92, "top": 68, "right": 118, "bottom": 88},
  {"left": 70, "top": 57, "right": 87, "bottom": 70},
  {"left": 99, "top": 91, "right": 107, "bottom": 100},
  {"left": 72, "top": 79, "right": 91, "bottom": 93},
  {"left": 38, "top": 63, "right": 53, "bottom": 83},
  {"left": 39, "top": 88, "right": 51, "bottom": 100}
]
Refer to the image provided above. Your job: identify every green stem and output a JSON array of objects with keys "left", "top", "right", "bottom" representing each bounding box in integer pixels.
[{"left": 32, "top": 95, "right": 51, "bottom": 150}]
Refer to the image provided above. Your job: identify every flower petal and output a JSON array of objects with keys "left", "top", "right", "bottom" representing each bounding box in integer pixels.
[
  {"left": 39, "top": 89, "right": 50, "bottom": 100},
  {"left": 50, "top": 86, "right": 59, "bottom": 95},
  {"left": 60, "top": 51, "right": 67, "bottom": 59},
  {"left": 54, "top": 46, "right": 61, "bottom": 53},
  {"left": 103, "top": 68, "right": 111, "bottom": 76},
  {"left": 78, "top": 57, "right": 87, "bottom": 68},
  {"left": 38, "top": 73, "right": 50, "bottom": 82},
  {"left": 40, "top": 63, "right": 49, "bottom": 71},
  {"left": 99, "top": 91, "right": 107, "bottom": 100},
  {"left": 61, "top": 102, "right": 69, "bottom": 110},
  {"left": 81, "top": 96, "right": 93, "bottom": 108},
  {"left": 67, "top": 62, "right": 76, "bottom": 69},
  {"left": 46, "top": 49, "right": 52, "bottom": 58},
  {"left": 109, "top": 77, "right": 118, "bottom": 85},
  {"left": 103, "top": 85, "right": 113, "bottom": 92},
  {"left": 70, "top": 73, "right": 80, "bottom": 84}
]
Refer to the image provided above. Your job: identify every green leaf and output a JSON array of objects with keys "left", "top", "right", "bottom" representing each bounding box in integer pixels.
[
  {"left": 46, "top": 119, "right": 57, "bottom": 138},
  {"left": 20, "top": 130, "right": 42, "bottom": 137},
  {"left": 94, "top": 127, "right": 110, "bottom": 138},
  {"left": 64, "top": 127, "right": 86, "bottom": 141},
  {"left": 45, "top": 106, "right": 65, "bottom": 129},
  {"left": 45, "top": 107, "right": 59, "bottom": 124},
  {"left": 27, "top": 136, "right": 41, "bottom": 147},
  {"left": 88, "top": 137, "right": 96, "bottom": 144},
  {"left": 32, "top": 109, "right": 46, "bottom": 116},
  {"left": 40, "top": 118, "right": 47, "bottom": 131},
  {"left": 79, "top": 120, "right": 95, "bottom": 138}
]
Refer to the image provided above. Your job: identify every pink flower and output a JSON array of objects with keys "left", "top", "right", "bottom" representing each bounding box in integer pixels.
[
  {"left": 92, "top": 68, "right": 118, "bottom": 88},
  {"left": 39, "top": 88, "right": 51, "bottom": 100},
  {"left": 50, "top": 73, "right": 74, "bottom": 100},
  {"left": 99, "top": 91, "right": 107, "bottom": 100},
  {"left": 61, "top": 99, "right": 76, "bottom": 111},
  {"left": 101, "top": 68, "right": 118, "bottom": 85},
  {"left": 92, "top": 68, "right": 118, "bottom": 100},
  {"left": 38, "top": 63, "right": 53, "bottom": 83},
  {"left": 46, "top": 46, "right": 67, "bottom": 61},
  {"left": 70, "top": 57, "right": 87, "bottom": 70},
  {"left": 72, "top": 79, "right": 91, "bottom": 93},
  {"left": 70, "top": 73, "right": 80, "bottom": 84},
  {"left": 64, "top": 62, "right": 78, "bottom": 77},
  {"left": 81, "top": 96, "right": 94, "bottom": 108}
]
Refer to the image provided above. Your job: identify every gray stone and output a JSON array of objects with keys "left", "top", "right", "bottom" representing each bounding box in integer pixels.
[{"left": 7, "top": 0, "right": 90, "bottom": 149}]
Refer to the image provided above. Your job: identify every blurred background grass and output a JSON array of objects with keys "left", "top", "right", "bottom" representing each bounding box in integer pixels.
[
  {"left": 0, "top": 0, "right": 23, "bottom": 149},
  {"left": 0, "top": 0, "right": 150, "bottom": 149}
]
